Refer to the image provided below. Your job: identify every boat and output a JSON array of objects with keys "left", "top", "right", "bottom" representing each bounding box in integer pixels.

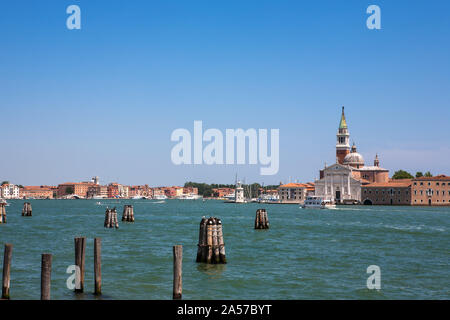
[
  {"left": 301, "top": 196, "right": 336, "bottom": 209},
  {"left": 153, "top": 194, "right": 168, "bottom": 200},
  {"left": 132, "top": 195, "right": 145, "bottom": 199},
  {"left": 177, "top": 194, "right": 202, "bottom": 200}
]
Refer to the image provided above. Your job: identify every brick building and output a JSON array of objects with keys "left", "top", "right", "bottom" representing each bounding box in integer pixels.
[
  {"left": 212, "top": 188, "right": 235, "bottom": 198},
  {"left": 411, "top": 175, "right": 450, "bottom": 206},
  {"left": 20, "top": 186, "right": 54, "bottom": 199},
  {"left": 57, "top": 182, "right": 95, "bottom": 198},
  {"left": 361, "top": 179, "right": 412, "bottom": 205},
  {"left": 278, "top": 183, "right": 315, "bottom": 204}
]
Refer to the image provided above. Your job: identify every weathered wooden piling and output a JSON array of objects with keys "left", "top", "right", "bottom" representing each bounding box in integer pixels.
[
  {"left": 196, "top": 217, "right": 208, "bottom": 262},
  {"left": 40, "top": 253, "right": 52, "bottom": 300},
  {"left": 0, "top": 202, "right": 6, "bottom": 224},
  {"left": 216, "top": 218, "right": 227, "bottom": 263},
  {"left": 22, "top": 202, "right": 32, "bottom": 216},
  {"left": 74, "top": 237, "right": 86, "bottom": 293},
  {"left": 94, "top": 238, "right": 101, "bottom": 295},
  {"left": 255, "top": 209, "right": 269, "bottom": 229},
  {"left": 2, "top": 244, "right": 13, "bottom": 299},
  {"left": 104, "top": 207, "right": 119, "bottom": 228},
  {"left": 196, "top": 217, "right": 226, "bottom": 264},
  {"left": 122, "top": 205, "right": 135, "bottom": 222},
  {"left": 173, "top": 245, "right": 182, "bottom": 300}
]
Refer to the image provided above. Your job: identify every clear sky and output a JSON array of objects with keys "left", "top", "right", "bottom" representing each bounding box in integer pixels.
[{"left": 1, "top": 0, "right": 449, "bottom": 186}]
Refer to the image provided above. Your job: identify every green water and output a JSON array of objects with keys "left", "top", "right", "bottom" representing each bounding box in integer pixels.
[{"left": 0, "top": 199, "right": 448, "bottom": 299}]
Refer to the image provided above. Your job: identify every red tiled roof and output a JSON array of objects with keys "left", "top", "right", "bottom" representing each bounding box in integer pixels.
[
  {"left": 413, "top": 175, "right": 450, "bottom": 181},
  {"left": 364, "top": 180, "right": 412, "bottom": 188},
  {"left": 279, "top": 183, "right": 309, "bottom": 188}
]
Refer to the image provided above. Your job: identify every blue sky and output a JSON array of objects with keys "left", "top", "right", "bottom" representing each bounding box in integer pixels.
[{"left": 1, "top": 0, "right": 449, "bottom": 186}]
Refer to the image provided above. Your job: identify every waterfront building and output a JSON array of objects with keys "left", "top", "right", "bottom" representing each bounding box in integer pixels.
[
  {"left": 212, "top": 188, "right": 235, "bottom": 198},
  {"left": 129, "top": 185, "right": 152, "bottom": 198},
  {"left": 278, "top": 182, "right": 315, "bottom": 204},
  {"left": 107, "top": 183, "right": 129, "bottom": 198},
  {"left": 20, "top": 186, "right": 54, "bottom": 199},
  {"left": 182, "top": 186, "right": 198, "bottom": 195},
  {"left": 314, "top": 107, "right": 389, "bottom": 203},
  {"left": 361, "top": 179, "right": 412, "bottom": 205},
  {"left": 411, "top": 175, "right": 450, "bottom": 206},
  {"left": 87, "top": 185, "right": 108, "bottom": 198},
  {"left": 0, "top": 183, "right": 20, "bottom": 199},
  {"left": 57, "top": 182, "right": 95, "bottom": 198}
]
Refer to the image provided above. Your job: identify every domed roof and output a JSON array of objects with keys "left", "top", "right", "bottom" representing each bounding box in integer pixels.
[
  {"left": 343, "top": 144, "right": 364, "bottom": 167},
  {"left": 343, "top": 152, "right": 364, "bottom": 165}
]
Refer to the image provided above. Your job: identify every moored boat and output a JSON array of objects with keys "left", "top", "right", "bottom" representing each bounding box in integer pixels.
[{"left": 301, "top": 196, "right": 336, "bottom": 209}]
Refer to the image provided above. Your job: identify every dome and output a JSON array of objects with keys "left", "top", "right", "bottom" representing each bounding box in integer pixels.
[{"left": 343, "top": 144, "right": 364, "bottom": 167}]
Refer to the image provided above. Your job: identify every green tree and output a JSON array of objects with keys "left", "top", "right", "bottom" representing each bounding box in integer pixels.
[
  {"left": 392, "top": 170, "right": 414, "bottom": 180},
  {"left": 1, "top": 181, "right": 9, "bottom": 186},
  {"left": 424, "top": 171, "right": 433, "bottom": 177},
  {"left": 415, "top": 172, "right": 423, "bottom": 178}
]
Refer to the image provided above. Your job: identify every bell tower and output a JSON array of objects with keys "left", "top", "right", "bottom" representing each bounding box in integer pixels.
[{"left": 336, "top": 106, "right": 350, "bottom": 164}]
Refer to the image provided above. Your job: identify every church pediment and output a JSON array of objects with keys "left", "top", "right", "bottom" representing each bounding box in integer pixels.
[{"left": 323, "top": 162, "right": 352, "bottom": 173}]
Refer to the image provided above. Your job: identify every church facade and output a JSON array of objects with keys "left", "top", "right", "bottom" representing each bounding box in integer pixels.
[{"left": 314, "top": 107, "right": 389, "bottom": 203}]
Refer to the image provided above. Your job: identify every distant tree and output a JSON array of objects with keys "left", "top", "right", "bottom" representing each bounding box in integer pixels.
[
  {"left": 18, "top": 185, "right": 24, "bottom": 188},
  {"left": 415, "top": 172, "right": 423, "bottom": 178},
  {"left": 424, "top": 171, "right": 433, "bottom": 177},
  {"left": 392, "top": 170, "right": 414, "bottom": 180},
  {"left": 65, "top": 187, "right": 74, "bottom": 194},
  {"left": 1, "top": 181, "right": 9, "bottom": 186}
]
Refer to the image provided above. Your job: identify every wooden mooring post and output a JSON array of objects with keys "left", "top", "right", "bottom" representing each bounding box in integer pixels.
[
  {"left": 22, "top": 202, "right": 32, "bottom": 216},
  {"left": 196, "top": 217, "right": 226, "bottom": 264},
  {"left": 2, "top": 244, "right": 13, "bottom": 299},
  {"left": 94, "top": 238, "right": 101, "bottom": 295},
  {"left": 74, "top": 237, "right": 86, "bottom": 293},
  {"left": 255, "top": 209, "right": 269, "bottom": 229},
  {"left": 0, "top": 202, "right": 6, "bottom": 224},
  {"left": 104, "top": 207, "right": 119, "bottom": 228},
  {"left": 40, "top": 253, "right": 52, "bottom": 300},
  {"left": 173, "top": 245, "right": 182, "bottom": 300},
  {"left": 122, "top": 205, "right": 135, "bottom": 222}
]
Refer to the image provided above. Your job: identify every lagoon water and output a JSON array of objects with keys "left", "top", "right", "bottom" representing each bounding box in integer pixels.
[{"left": 0, "top": 199, "right": 449, "bottom": 300}]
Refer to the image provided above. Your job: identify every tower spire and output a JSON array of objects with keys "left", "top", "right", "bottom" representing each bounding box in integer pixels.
[
  {"left": 336, "top": 106, "right": 350, "bottom": 164},
  {"left": 339, "top": 106, "right": 347, "bottom": 129}
]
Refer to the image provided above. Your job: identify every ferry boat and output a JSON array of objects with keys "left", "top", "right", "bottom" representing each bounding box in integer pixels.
[
  {"left": 153, "top": 194, "right": 168, "bottom": 200},
  {"left": 301, "top": 196, "right": 336, "bottom": 209}
]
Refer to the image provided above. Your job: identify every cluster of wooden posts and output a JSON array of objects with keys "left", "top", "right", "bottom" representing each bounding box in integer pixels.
[
  {"left": 22, "top": 202, "right": 32, "bottom": 216},
  {"left": 196, "top": 217, "right": 227, "bottom": 264},
  {"left": 104, "top": 208, "right": 119, "bottom": 228},
  {"left": 1, "top": 237, "right": 102, "bottom": 300},
  {"left": 0, "top": 202, "right": 6, "bottom": 224},
  {"left": 122, "top": 205, "right": 135, "bottom": 222},
  {"left": 0, "top": 203, "right": 270, "bottom": 300},
  {"left": 255, "top": 209, "right": 270, "bottom": 229}
]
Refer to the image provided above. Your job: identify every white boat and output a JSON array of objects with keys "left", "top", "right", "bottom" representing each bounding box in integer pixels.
[
  {"left": 132, "top": 195, "right": 145, "bottom": 199},
  {"left": 177, "top": 194, "right": 202, "bottom": 200},
  {"left": 301, "top": 196, "right": 336, "bottom": 209},
  {"left": 153, "top": 194, "right": 168, "bottom": 200}
]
